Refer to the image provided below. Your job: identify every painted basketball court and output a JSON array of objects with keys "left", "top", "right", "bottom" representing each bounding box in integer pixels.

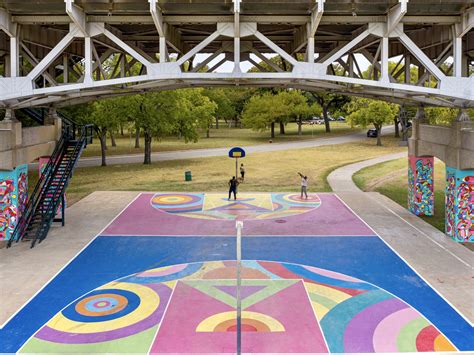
[{"left": 0, "top": 192, "right": 472, "bottom": 353}]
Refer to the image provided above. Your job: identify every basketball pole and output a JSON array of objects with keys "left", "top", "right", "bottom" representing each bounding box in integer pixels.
[{"left": 235, "top": 158, "right": 238, "bottom": 180}]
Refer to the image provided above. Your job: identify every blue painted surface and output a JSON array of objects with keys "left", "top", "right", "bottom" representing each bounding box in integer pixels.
[{"left": 0, "top": 236, "right": 472, "bottom": 352}]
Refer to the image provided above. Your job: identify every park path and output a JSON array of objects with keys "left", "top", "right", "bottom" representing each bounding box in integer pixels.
[
  {"left": 327, "top": 153, "right": 474, "bottom": 324},
  {"left": 76, "top": 126, "right": 395, "bottom": 168}
]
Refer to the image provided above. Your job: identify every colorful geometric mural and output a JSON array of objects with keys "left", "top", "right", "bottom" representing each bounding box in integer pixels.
[
  {"left": 0, "top": 164, "right": 28, "bottom": 241},
  {"left": 408, "top": 156, "right": 434, "bottom": 216},
  {"left": 151, "top": 193, "right": 322, "bottom": 221},
  {"left": 20, "top": 260, "right": 456, "bottom": 353},
  {"left": 446, "top": 167, "right": 474, "bottom": 242}
]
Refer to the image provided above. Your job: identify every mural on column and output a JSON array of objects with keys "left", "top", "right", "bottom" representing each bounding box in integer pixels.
[
  {"left": 17, "top": 165, "right": 29, "bottom": 216},
  {"left": 39, "top": 156, "right": 66, "bottom": 215},
  {"left": 445, "top": 171, "right": 456, "bottom": 238},
  {"left": 446, "top": 167, "right": 474, "bottom": 242},
  {"left": 408, "top": 156, "right": 434, "bottom": 216},
  {"left": 0, "top": 164, "right": 28, "bottom": 241}
]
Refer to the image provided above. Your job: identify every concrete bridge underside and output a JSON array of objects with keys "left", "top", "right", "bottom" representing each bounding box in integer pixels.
[{"left": 0, "top": 0, "right": 473, "bottom": 109}]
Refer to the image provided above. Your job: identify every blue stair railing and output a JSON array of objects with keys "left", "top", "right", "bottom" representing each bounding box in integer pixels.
[{"left": 7, "top": 110, "right": 94, "bottom": 248}]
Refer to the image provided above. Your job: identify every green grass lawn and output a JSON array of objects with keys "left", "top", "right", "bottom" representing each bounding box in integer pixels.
[
  {"left": 29, "top": 136, "right": 405, "bottom": 206},
  {"left": 81, "top": 122, "right": 359, "bottom": 158},
  {"left": 353, "top": 158, "right": 447, "bottom": 233}
]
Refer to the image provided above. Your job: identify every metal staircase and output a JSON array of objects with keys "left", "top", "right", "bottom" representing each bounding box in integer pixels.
[{"left": 7, "top": 111, "right": 93, "bottom": 248}]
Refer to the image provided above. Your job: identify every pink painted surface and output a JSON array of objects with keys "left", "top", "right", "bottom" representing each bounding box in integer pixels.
[
  {"left": 372, "top": 307, "right": 421, "bottom": 352},
  {"left": 242, "top": 281, "right": 328, "bottom": 353},
  {"left": 151, "top": 281, "right": 237, "bottom": 353},
  {"left": 102, "top": 193, "right": 375, "bottom": 237},
  {"left": 151, "top": 280, "right": 328, "bottom": 353}
]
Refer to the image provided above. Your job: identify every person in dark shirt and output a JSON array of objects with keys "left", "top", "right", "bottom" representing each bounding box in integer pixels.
[{"left": 228, "top": 176, "right": 239, "bottom": 200}]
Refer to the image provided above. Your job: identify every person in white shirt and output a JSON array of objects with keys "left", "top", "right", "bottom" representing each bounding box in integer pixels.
[
  {"left": 240, "top": 163, "right": 245, "bottom": 181},
  {"left": 298, "top": 172, "right": 308, "bottom": 199}
]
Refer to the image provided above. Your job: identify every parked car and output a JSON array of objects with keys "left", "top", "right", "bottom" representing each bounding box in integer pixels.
[
  {"left": 367, "top": 129, "right": 378, "bottom": 138},
  {"left": 336, "top": 116, "right": 346, "bottom": 122},
  {"left": 303, "top": 118, "right": 325, "bottom": 125}
]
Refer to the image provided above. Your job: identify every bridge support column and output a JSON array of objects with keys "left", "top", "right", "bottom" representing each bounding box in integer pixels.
[
  {"left": 0, "top": 164, "right": 28, "bottom": 241},
  {"left": 3, "top": 109, "right": 16, "bottom": 122},
  {"left": 445, "top": 167, "right": 474, "bottom": 243},
  {"left": 408, "top": 155, "right": 435, "bottom": 216}
]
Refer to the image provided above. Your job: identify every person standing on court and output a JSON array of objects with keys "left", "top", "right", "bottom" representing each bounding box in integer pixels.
[
  {"left": 298, "top": 172, "right": 308, "bottom": 199},
  {"left": 228, "top": 176, "right": 239, "bottom": 200},
  {"left": 240, "top": 163, "right": 246, "bottom": 181}
]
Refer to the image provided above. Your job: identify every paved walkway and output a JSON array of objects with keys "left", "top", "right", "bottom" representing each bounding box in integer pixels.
[
  {"left": 77, "top": 127, "right": 394, "bottom": 168},
  {"left": 328, "top": 153, "right": 474, "bottom": 324},
  {"left": 0, "top": 191, "right": 139, "bottom": 327}
]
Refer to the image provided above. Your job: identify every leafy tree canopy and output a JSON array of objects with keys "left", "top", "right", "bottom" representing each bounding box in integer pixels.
[{"left": 346, "top": 98, "right": 398, "bottom": 146}]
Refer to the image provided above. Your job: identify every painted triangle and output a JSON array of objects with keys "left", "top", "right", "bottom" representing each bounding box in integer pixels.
[
  {"left": 209, "top": 203, "right": 271, "bottom": 212},
  {"left": 216, "top": 285, "right": 266, "bottom": 299},
  {"left": 183, "top": 279, "right": 300, "bottom": 309}
]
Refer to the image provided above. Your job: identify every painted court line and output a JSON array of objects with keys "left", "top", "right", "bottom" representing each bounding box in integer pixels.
[
  {"left": 302, "top": 280, "right": 330, "bottom": 352},
  {"left": 0, "top": 193, "right": 142, "bottom": 331},
  {"left": 236, "top": 221, "right": 243, "bottom": 354},
  {"left": 146, "top": 281, "right": 178, "bottom": 355},
  {"left": 248, "top": 258, "right": 461, "bottom": 353},
  {"left": 98, "top": 233, "right": 377, "bottom": 238},
  {"left": 336, "top": 193, "right": 473, "bottom": 328}
]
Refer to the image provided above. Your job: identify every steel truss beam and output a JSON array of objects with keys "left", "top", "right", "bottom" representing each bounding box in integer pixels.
[{"left": 0, "top": 5, "right": 473, "bottom": 110}]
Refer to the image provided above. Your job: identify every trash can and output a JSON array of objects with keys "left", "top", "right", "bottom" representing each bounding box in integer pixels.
[{"left": 185, "top": 171, "right": 192, "bottom": 182}]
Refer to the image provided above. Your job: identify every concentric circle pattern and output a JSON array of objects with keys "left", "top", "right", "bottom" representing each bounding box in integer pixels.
[
  {"left": 33, "top": 282, "right": 170, "bottom": 345},
  {"left": 24, "top": 261, "right": 456, "bottom": 353},
  {"left": 63, "top": 289, "right": 138, "bottom": 322},
  {"left": 150, "top": 193, "right": 322, "bottom": 220}
]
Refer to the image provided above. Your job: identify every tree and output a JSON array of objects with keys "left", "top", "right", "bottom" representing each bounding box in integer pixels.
[
  {"left": 241, "top": 93, "right": 287, "bottom": 138},
  {"left": 306, "top": 92, "right": 350, "bottom": 133},
  {"left": 278, "top": 90, "right": 321, "bottom": 135},
  {"left": 83, "top": 98, "right": 122, "bottom": 166},
  {"left": 127, "top": 89, "right": 216, "bottom": 165},
  {"left": 346, "top": 98, "right": 398, "bottom": 146},
  {"left": 126, "top": 93, "right": 179, "bottom": 165},
  {"left": 425, "top": 107, "right": 474, "bottom": 126},
  {"left": 203, "top": 88, "right": 236, "bottom": 129},
  {"left": 179, "top": 89, "right": 217, "bottom": 139}
]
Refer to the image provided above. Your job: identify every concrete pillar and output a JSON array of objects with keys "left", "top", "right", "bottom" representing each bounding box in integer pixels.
[
  {"left": 0, "top": 164, "right": 28, "bottom": 241},
  {"left": 3, "top": 108, "right": 16, "bottom": 122},
  {"left": 408, "top": 155, "right": 435, "bottom": 216},
  {"left": 445, "top": 167, "right": 474, "bottom": 243}
]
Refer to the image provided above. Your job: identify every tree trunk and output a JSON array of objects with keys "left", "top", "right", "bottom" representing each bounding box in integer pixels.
[
  {"left": 375, "top": 124, "right": 382, "bottom": 146},
  {"left": 206, "top": 127, "right": 210, "bottom": 138},
  {"left": 279, "top": 121, "right": 285, "bottom": 135},
  {"left": 270, "top": 122, "right": 275, "bottom": 139},
  {"left": 99, "top": 130, "right": 107, "bottom": 166},
  {"left": 323, "top": 106, "right": 331, "bottom": 133},
  {"left": 110, "top": 131, "right": 117, "bottom": 147},
  {"left": 298, "top": 117, "right": 302, "bottom": 136},
  {"left": 135, "top": 125, "right": 140, "bottom": 148},
  {"left": 394, "top": 119, "right": 400, "bottom": 138},
  {"left": 143, "top": 130, "right": 152, "bottom": 165},
  {"left": 120, "top": 124, "right": 124, "bottom": 136},
  {"left": 215, "top": 116, "right": 219, "bottom": 129}
]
